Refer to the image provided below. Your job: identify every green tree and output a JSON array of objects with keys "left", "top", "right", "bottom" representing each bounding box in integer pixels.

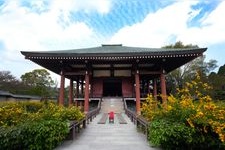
[
  {"left": 163, "top": 41, "right": 199, "bottom": 49},
  {"left": 0, "top": 71, "right": 23, "bottom": 93},
  {"left": 163, "top": 41, "right": 217, "bottom": 94},
  {"left": 218, "top": 64, "right": 225, "bottom": 76},
  {"left": 21, "top": 69, "right": 56, "bottom": 98},
  {"left": 208, "top": 64, "right": 225, "bottom": 100}
]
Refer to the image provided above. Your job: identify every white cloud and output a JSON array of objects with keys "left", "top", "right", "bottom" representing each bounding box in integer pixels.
[
  {"left": 178, "top": 1, "right": 225, "bottom": 46},
  {"left": 0, "top": 0, "right": 111, "bottom": 81},
  {"left": 0, "top": 0, "right": 112, "bottom": 51},
  {"left": 109, "top": 1, "right": 225, "bottom": 48},
  {"left": 0, "top": 2, "right": 99, "bottom": 51},
  {"left": 109, "top": 1, "right": 197, "bottom": 47}
]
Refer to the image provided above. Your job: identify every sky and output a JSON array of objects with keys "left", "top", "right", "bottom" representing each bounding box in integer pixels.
[{"left": 0, "top": 0, "right": 225, "bottom": 84}]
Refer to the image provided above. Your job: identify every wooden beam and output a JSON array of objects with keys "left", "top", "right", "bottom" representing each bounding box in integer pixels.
[
  {"left": 139, "top": 71, "right": 161, "bottom": 75},
  {"left": 64, "top": 72, "right": 85, "bottom": 76}
]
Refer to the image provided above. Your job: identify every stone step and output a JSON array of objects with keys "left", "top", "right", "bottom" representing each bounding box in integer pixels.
[
  {"left": 56, "top": 113, "right": 156, "bottom": 150},
  {"left": 97, "top": 113, "right": 108, "bottom": 124},
  {"left": 100, "top": 97, "right": 124, "bottom": 113},
  {"left": 117, "top": 113, "right": 127, "bottom": 124}
]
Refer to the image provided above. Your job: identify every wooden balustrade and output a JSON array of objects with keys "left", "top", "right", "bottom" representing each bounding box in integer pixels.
[
  {"left": 68, "top": 100, "right": 101, "bottom": 140},
  {"left": 124, "top": 100, "right": 149, "bottom": 138}
]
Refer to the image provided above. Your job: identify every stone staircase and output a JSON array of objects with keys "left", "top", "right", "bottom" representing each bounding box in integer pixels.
[
  {"left": 56, "top": 111, "right": 155, "bottom": 150},
  {"left": 100, "top": 97, "right": 124, "bottom": 113}
]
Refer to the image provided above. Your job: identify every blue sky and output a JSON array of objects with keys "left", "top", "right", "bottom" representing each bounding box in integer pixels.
[{"left": 0, "top": 0, "right": 224, "bottom": 83}]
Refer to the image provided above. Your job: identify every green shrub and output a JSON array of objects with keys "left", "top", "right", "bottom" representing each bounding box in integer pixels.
[
  {"left": 143, "top": 73, "right": 225, "bottom": 149},
  {"left": 149, "top": 119, "right": 195, "bottom": 149},
  {"left": 0, "top": 101, "right": 85, "bottom": 149},
  {"left": 0, "top": 102, "right": 26, "bottom": 126},
  {"left": 149, "top": 119, "right": 224, "bottom": 149},
  {"left": 20, "top": 101, "right": 44, "bottom": 113},
  {"left": 0, "top": 119, "right": 69, "bottom": 150},
  {"left": 38, "top": 103, "right": 85, "bottom": 121},
  {"left": 22, "top": 119, "right": 69, "bottom": 150},
  {"left": 60, "top": 106, "right": 85, "bottom": 121},
  {"left": 0, "top": 126, "right": 22, "bottom": 150}
]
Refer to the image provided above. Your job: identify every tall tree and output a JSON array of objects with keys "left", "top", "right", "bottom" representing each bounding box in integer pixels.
[
  {"left": 163, "top": 41, "right": 217, "bottom": 94},
  {"left": 218, "top": 64, "right": 225, "bottom": 76},
  {"left": 21, "top": 69, "right": 56, "bottom": 98},
  {"left": 0, "top": 71, "right": 22, "bottom": 93},
  {"left": 0, "top": 71, "right": 17, "bottom": 83},
  {"left": 163, "top": 41, "right": 199, "bottom": 49},
  {"left": 208, "top": 64, "right": 225, "bottom": 100}
]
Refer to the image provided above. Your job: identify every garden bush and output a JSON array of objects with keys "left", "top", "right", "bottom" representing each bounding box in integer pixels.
[
  {"left": 0, "top": 102, "right": 26, "bottom": 126},
  {"left": 142, "top": 73, "right": 225, "bottom": 149},
  {"left": 37, "top": 102, "right": 84, "bottom": 121},
  {"left": 20, "top": 101, "right": 44, "bottom": 113},
  {"left": 0, "top": 101, "right": 85, "bottom": 150},
  {"left": 149, "top": 119, "right": 195, "bottom": 149},
  {"left": 0, "top": 119, "right": 69, "bottom": 150}
]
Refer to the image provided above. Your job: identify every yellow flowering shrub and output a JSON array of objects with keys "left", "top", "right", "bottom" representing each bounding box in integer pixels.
[
  {"left": 37, "top": 102, "right": 85, "bottom": 121},
  {"left": 0, "top": 101, "right": 85, "bottom": 149},
  {"left": 0, "top": 102, "right": 27, "bottom": 127},
  {"left": 141, "top": 94, "right": 162, "bottom": 121},
  {"left": 0, "top": 101, "right": 85, "bottom": 127},
  {"left": 142, "top": 73, "right": 225, "bottom": 148}
]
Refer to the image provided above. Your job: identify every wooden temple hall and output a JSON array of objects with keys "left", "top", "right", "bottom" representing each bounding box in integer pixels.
[{"left": 21, "top": 44, "right": 206, "bottom": 114}]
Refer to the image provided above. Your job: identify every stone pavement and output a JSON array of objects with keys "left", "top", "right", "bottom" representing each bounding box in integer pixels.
[{"left": 56, "top": 112, "right": 159, "bottom": 150}]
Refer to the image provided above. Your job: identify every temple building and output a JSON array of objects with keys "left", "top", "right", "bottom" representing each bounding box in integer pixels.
[{"left": 21, "top": 44, "right": 207, "bottom": 114}]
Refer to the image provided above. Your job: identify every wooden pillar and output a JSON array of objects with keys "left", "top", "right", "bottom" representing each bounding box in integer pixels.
[
  {"left": 69, "top": 79, "right": 73, "bottom": 106},
  {"left": 160, "top": 71, "right": 167, "bottom": 103},
  {"left": 59, "top": 70, "right": 65, "bottom": 106},
  {"left": 75, "top": 79, "right": 79, "bottom": 106},
  {"left": 153, "top": 78, "right": 157, "bottom": 99},
  {"left": 84, "top": 71, "right": 89, "bottom": 113},
  {"left": 135, "top": 70, "right": 141, "bottom": 115}
]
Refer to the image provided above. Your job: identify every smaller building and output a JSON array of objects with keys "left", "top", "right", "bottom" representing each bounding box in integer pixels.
[{"left": 0, "top": 90, "right": 41, "bottom": 101}]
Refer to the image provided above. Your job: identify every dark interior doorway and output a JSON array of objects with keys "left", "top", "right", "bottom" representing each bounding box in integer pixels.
[{"left": 103, "top": 78, "right": 122, "bottom": 97}]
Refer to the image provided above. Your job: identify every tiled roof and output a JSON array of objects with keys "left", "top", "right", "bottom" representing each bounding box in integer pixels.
[
  {"left": 21, "top": 44, "right": 206, "bottom": 57},
  {"left": 0, "top": 90, "right": 41, "bottom": 100},
  {"left": 20, "top": 44, "right": 207, "bottom": 76},
  {"left": 0, "top": 90, "right": 13, "bottom": 96}
]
